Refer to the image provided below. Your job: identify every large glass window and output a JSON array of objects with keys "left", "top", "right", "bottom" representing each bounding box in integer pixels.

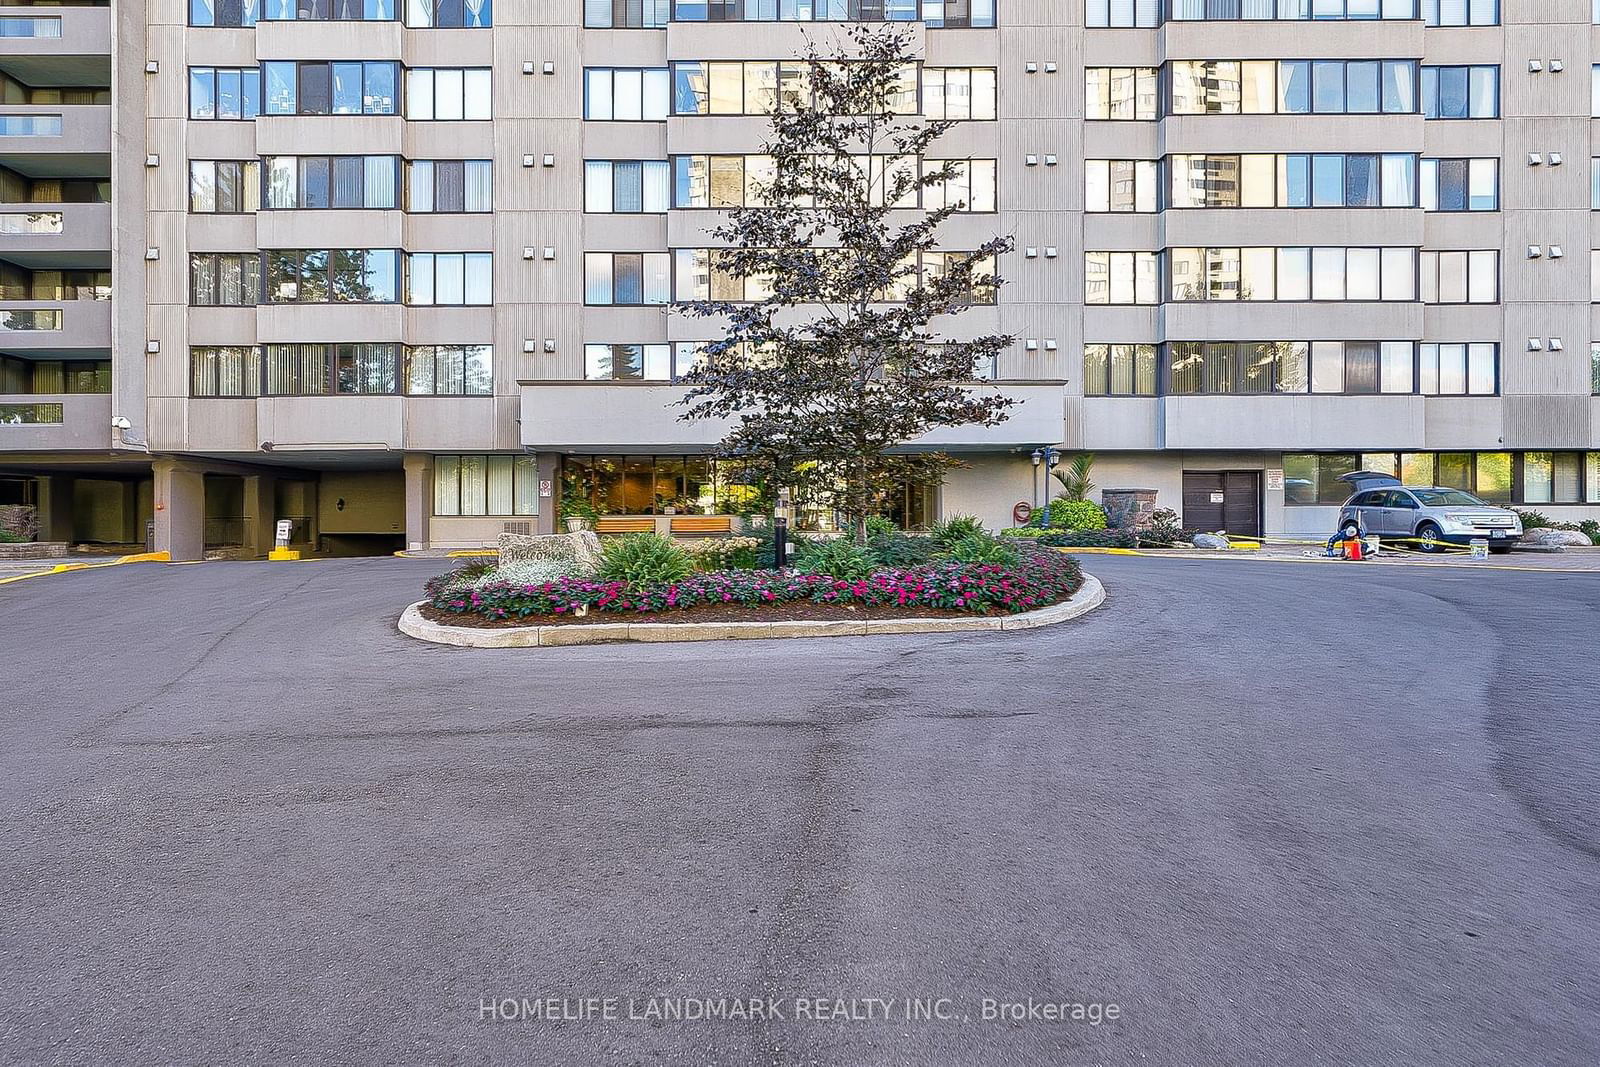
[
  {"left": 404, "top": 160, "right": 493, "bottom": 212},
  {"left": 404, "top": 253, "right": 492, "bottom": 305},
  {"left": 1082, "top": 344, "right": 1158, "bottom": 396},
  {"left": 1420, "top": 158, "right": 1497, "bottom": 212},
  {"left": 1085, "top": 160, "right": 1159, "bottom": 212},
  {"left": 188, "top": 161, "right": 261, "bottom": 213},
  {"left": 261, "top": 156, "right": 398, "bottom": 209},
  {"left": 584, "top": 343, "right": 675, "bottom": 381},
  {"left": 1420, "top": 250, "right": 1498, "bottom": 304},
  {"left": 188, "top": 67, "right": 262, "bottom": 120},
  {"left": 585, "top": 160, "right": 672, "bottom": 213},
  {"left": 432, "top": 455, "right": 538, "bottom": 517},
  {"left": 404, "top": 68, "right": 491, "bottom": 120},
  {"left": 585, "top": 0, "right": 669, "bottom": 26},
  {"left": 191, "top": 0, "right": 261, "bottom": 26},
  {"left": 259, "top": 249, "right": 399, "bottom": 303},
  {"left": 405, "top": 0, "right": 491, "bottom": 25},
  {"left": 583, "top": 253, "right": 672, "bottom": 305},
  {"left": 584, "top": 68, "right": 671, "bottom": 120},
  {"left": 1423, "top": 0, "right": 1497, "bottom": 26},
  {"left": 671, "top": 0, "right": 992, "bottom": 24},
  {"left": 189, "top": 253, "right": 262, "bottom": 306},
  {"left": 1418, "top": 343, "right": 1498, "bottom": 395},
  {"left": 1166, "top": 341, "right": 1415, "bottom": 395},
  {"left": 1167, "top": 247, "right": 1414, "bottom": 303},
  {"left": 1169, "top": 154, "right": 1414, "bottom": 208},
  {"left": 1084, "top": 252, "right": 1160, "bottom": 305},
  {"left": 1086, "top": 67, "right": 1159, "bottom": 120},
  {"left": 404, "top": 345, "right": 492, "bottom": 395},
  {"left": 1422, "top": 65, "right": 1498, "bottom": 119}
]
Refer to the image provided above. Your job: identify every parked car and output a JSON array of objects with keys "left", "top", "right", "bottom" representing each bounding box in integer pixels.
[{"left": 1335, "top": 473, "right": 1521, "bottom": 553}]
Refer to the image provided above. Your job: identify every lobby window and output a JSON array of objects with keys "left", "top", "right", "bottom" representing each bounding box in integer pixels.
[
  {"left": 405, "top": 252, "right": 492, "bottom": 305},
  {"left": 405, "top": 160, "right": 492, "bottom": 212},
  {"left": 1082, "top": 344, "right": 1158, "bottom": 397},
  {"left": 433, "top": 455, "right": 538, "bottom": 517},
  {"left": 264, "top": 249, "right": 400, "bottom": 303},
  {"left": 586, "top": 161, "right": 672, "bottom": 213},
  {"left": 261, "top": 62, "right": 398, "bottom": 116},
  {"left": 264, "top": 156, "right": 398, "bottom": 209},
  {"left": 190, "top": 346, "right": 262, "bottom": 397},
  {"left": 404, "top": 0, "right": 491, "bottom": 26},
  {"left": 1085, "top": 160, "right": 1159, "bottom": 213},
  {"left": 1418, "top": 343, "right": 1497, "bottom": 395},
  {"left": 1168, "top": 247, "right": 1415, "bottom": 302},
  {"left": 1522, "top": 453, "right": 1585, "bottom": 505},
  {"left": 584, "top": 253, "right": 672, "bottom": 305},
  {"left": 585, "top": 343, "right": 674, "bottom": 381},
  {"left": 189, "top": 161, "right": 261, "bottom": 213},
  {"left": 1420, "top": 158, "right": 1496, "bottom": 211},
  {"left": 191, "top": 0, "right": 259, "bottom": 26},
  {"left": 1086, "top": 67, "right": 1158, "bottom": 120},
  {"left": 1086, "top": 0, "right": 1158, "bottom": 26},
  {"left": 585, "top": 0, "right": 669, "bottom": 26},
  {"left": 403, "top": 68, "right": 489, "bottom": 120},
  {"left": 189, "top": 253, "right": 262, "bottom": 306},
  {"left": 1422, "top": 65, "right": 1497, "bottom": 119},
  {"left": 1084, "top": 252, "right": 1159, "bottom": 305},
  {"left": 1420, "top": 251, "right": 1497, "bottom": 304},
  {"left": 259, "top": 0, "right": 396, "bottom": 18},
  {"left": 1169, "top": 153, "right": 1414, "bottom": 208},
  {"left": 188, "top": 67, "right": 262, "bottom": 120},
  {"left": 404, "top": 345, "right": 493, "bottom": 395},
  {"left": 1423, "top": 0, "right": 1496, "bottom": 26},
  {"left": 585, "top": 68, "right": 670, "bottom": 120}
]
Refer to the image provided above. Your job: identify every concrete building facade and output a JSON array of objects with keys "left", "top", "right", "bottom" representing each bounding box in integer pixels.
[{"left": 4, "top": 0, "right": 1600, "bottom": 557}]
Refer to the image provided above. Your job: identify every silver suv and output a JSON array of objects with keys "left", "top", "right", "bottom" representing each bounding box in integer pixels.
[{"left": 1336, "top": 474, "right": 1522, "bottom": 553}]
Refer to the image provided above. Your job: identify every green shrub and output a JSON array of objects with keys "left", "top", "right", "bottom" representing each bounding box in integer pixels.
[
  {"left": 929, "top": 514, "right": 986, "bottom": 546},
  {"left": 943, "top": 533, "right": 1020, "bottom": 565},
  {"left": 1038, "top": 527, "right": 1137, "bottom": 549},
  {"left": 869, "top": 531, "right": 939, "bottom": 567},
  {"left": 796, "top": 537, "right": 878, "bottom": 580},
  {"left": 864, "top": 515, "right": 899, "bottom": 540},
  {"left": 597, "top": 532, "right": 693, "bottom": 586},
  {"left": 680, "top": 536, "right": 761, "bottom": 571},
  {"left": 1580, "top": 519, "right": 1600, "bottom": 546},
  {"left": 999, "top": 527, "right": 1049, "bottom": 539},
  {"left": 1048, "top": 498, "right": 1108, "bottom": 530},
  {"left": 1139, "top": 507, "right": 1185, "bottom": 547},
  {"left": 1516, "top": 509, "right": 1552, "bottom": 530},
  {"left": 0, "top": 529, "right": 25, "bottom": 544}
]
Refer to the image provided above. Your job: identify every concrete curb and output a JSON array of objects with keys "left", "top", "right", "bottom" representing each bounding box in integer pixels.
[
  {"left": 398, "top": 573, "right": 1106, "bottom": 648},
  {"left": 0, "top": 552, "right": 171, "bottom": 587}
]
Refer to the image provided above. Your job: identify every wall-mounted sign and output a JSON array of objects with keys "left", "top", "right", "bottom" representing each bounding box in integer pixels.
[
  {"left": 1265, "top": 468, "right": 1285, "bottom": 491},
  {"left": 539, "top": 479, "right": 553, "bottom": 498},
  {"left": 1210, "top": 492, "right": 1225, "bottom": 504}
]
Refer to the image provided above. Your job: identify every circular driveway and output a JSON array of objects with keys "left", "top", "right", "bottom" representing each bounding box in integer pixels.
[{"left": 0, "top": 554, "right": 1596, "bottom": 1064}]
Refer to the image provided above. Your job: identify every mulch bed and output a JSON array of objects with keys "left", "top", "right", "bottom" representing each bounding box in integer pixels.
[{"left": 419, "top": 590, "right": 1076, "bottom": 630}]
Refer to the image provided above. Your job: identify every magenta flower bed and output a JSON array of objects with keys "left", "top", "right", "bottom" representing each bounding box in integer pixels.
[{"left": 425, "top": 550, "right": 1082, "bottom": 622}]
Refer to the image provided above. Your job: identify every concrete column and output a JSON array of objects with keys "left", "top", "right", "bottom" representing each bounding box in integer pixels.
[
  {"left": 537, "top": 453, "right": 558, "bottom": 535},
  {"left": 119, "top": 481, "right": 141, "bottom": 544},
  {"left": 242, "top": 474, "right": 277, "bottom": 558},
  {"left": 402, "top": 453, "right": 432, "bottom": 551},
  {"left": 37, "top": 476, "right": 75, "bottom": 543},
  {"left": 152, "top": 458, "right": 205, "bottom": 561}
]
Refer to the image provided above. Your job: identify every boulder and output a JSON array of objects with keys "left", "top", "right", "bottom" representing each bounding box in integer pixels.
[
  {"left": 497, "top": 530, "right": 603, "bottom": 574},
  {"left": 1191, "top": 532, "right": 1230, "bottom": 550},
  {"left": 1523, "top": 528, "right": 1592, "bottom": 548}
]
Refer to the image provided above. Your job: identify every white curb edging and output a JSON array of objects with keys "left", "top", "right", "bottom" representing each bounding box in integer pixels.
[{"left": 398, "top": 573, "right": 1105, "bottom": 648}]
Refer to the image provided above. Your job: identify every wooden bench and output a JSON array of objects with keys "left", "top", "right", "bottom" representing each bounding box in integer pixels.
[
  {"left": 594, "top": 517, "right": 657, "bottom": 534},
  {"left": 670, "top": 515, "right": 734, "bottom": 536}
]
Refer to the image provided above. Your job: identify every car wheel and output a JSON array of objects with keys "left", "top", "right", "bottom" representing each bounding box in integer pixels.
[
  {"left": 1416, "top": 521, "right": 1446, "bottom": 553},
  {"left": 1340, "top": 521, "right": 1361, "bottom": 540}
]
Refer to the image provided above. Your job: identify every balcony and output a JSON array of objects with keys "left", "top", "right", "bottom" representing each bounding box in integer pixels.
[
  {"left": 0, "top": 297, "right": 110, "bottom": 356},
  {"left": 518, "top": 381, "right": 1067, "bottom": 452},
  {"left": 0, "top": 105, "right": 110, "bottom": 176},
  {"left": 0, "top": 391, "right": 109, "bottom": 450},
  {"left": 0, "top": 7, "right": 111, "bottom": 66},
  {"left": 0, "top": 200, "right": 110, "bottom": 264}
]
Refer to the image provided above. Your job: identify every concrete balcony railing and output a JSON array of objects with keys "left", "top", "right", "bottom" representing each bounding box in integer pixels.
[
  {"left": 0, "top": 297, "right": 111, "bottom": 356},
  {"left": 0, "top": 7, "right": 110, "bottom": 61},
  {"left": 518, "top": 381, "right": 1068, "bottom": 452},
  {"left": 0, "top": 104, "right": 110, "bottom": 160},
  {"left": 0, "top": 391, "right": 110, "bottom": 451},
  {"left": 0, "top": 200, "right": 110, "bottom": 259}
]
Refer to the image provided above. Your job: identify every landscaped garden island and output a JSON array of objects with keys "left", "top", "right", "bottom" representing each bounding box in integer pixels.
[{"left": 418, "top": 518, "right": 1086, "bottom": 631}]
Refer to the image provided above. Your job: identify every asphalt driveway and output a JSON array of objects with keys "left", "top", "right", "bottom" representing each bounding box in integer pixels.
[{"left": 0, "top": 554, "right": 1596, "bottom": 1065}]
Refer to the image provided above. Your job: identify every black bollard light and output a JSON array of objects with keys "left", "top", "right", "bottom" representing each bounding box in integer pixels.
[{"left": 774, "top": 516, "right": 788, "bottom": 569}]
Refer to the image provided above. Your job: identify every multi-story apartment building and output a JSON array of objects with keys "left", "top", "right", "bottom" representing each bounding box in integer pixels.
[{"left": 4, "top": 0, "right": 1600, "bottom": 559}]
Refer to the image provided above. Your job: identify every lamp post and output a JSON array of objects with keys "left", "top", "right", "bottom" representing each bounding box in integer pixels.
[
  {"left": 774, "top": 487, "right": 791, "bottom": 569},
  {"left": 1030, "top": 450, "right": 1042, "bottom": 525}
]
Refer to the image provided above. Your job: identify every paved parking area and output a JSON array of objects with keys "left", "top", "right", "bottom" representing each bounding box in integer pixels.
[{"left": 1, "top": 554, "right": 1597, "bottom": 1065}]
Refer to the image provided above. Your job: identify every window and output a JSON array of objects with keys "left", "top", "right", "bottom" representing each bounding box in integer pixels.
[
  {"left": 1419, "top": 343, "right": 1497, "bottom": 395},
  {"left": 262, "top": 157, "right": 397, "bottom": 209},
  {"left": 585, "top": 343, "right": 675, "bottom": 381},
  {"left": 0, "top": 310, "right": 62, "bottom": 331},
  {"left": 585, "top": 161, "right": 672, "bottom": 213},
  {"left": 0, "top": 16, "right": 64, "bottom": 36},
  {"left": 1422, "top": 66, "right": 1497, "bottom": 118},
  {"left": 1423, "top": 0, "right": 1497, "bottom": 26},
  {"left": 404, "top": 160, "right": 493, "bottom": 212},
  {"left": 1086, "top": 67, "right": 1159, "bottom": 120},
  {"left": 1285, "top": 452, "right": 1588, "bottom": 506},
  {"left": 923, "top": 68, "right": 997, "bottom": 120},
  {"left": 1084, "top": 252, "right": 1159, "bottom": 305},
  {"left": 671, "top": 248, "right": 993, "bottom": 304},
  {"left": 1085, "top": 160, "right": 1159, "bottom": 212},
  {"left": 584, "top": 253, "right": 672, "bottom": 305},
  {"left": 0, "top": 116, "right": 62, "bottom": 136},
  {"left": 0, "top": 357, "right": 109, "bottom": 395},
  {"left": 1161, "top": 0, "right": 1416, "bottom": 17},
  {"left": 262, "top": 250, "right": 400, "bottom": 303},
  {"left": 1522, "top": 453, "right": 1585, "bottom": 505},
  {"left": 259, "top": 62, "right": 397, "bottom": 115},
  {"left": 0, "top": 212, "right": 62, "bottom": 234},
  {"left": 188, "top": 67, "right": 262, "bottom": 120},
  {"left": 403, "top": 68, "right": 490, "bottom": 120},
  {"left": 404, "top": 253, "right": 492, "bottom": 305},
  {"left": 1083, "top": 344, "right": 1158, "bottom": 396},
  {"left": 1086, "top": 0, "right": 1159, "bottom": 26},
  {"left": 1169, "top": 153, "right": 1414, "bottom": 209},
  {"left": 432, "top": 455, "right": 538, "bottom": 517},
  {"left": 1593, "top": 342, "right": 1600, "bottom": 396},
  {"left": 1420, "top": 251, "right": 1498, "bottom": 304},
  {"left": 1168, "top": 247, "right": 1414, "bottom": 302},
  {"left": 405, "top": 0, "right": 491, "bottom": 25},
  {"left": 1421, "top": 158, "right": 1497, "bottom": 211},
  {"left": 585, "top": 67, "right": 670, "bottom": 120},
  {"left": 189, "top": 161, "right": 261, "bottom": 213},
  {"left": 404, "top": 345, "right": 492, "bottom": 395},
  {"left": 259, "top": 0, "right": 397, "bottom": 18},
  {"left": 1273, "top": 59, "right": 1416, "bottom": 115},
  {"left": 1166, "top": 341, "right": 1414, "bottom": 395},
  {"left": 585, "top": 0, "right": 669, "bottom": 26},
  {"left": 670, "top": 0, "right": 994, "bottom": 25},
  {"left": 669, "top": 154, "right": 994, "bottom": 211},
  {"left": 190, "top": 346, "right": 262, "bottom": 397},
  {"left": 189, "top": 253, "right": 262, "bottom": 306},
  {"left": 191, "top": 0, "right": 260, "bottom": 26}
]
